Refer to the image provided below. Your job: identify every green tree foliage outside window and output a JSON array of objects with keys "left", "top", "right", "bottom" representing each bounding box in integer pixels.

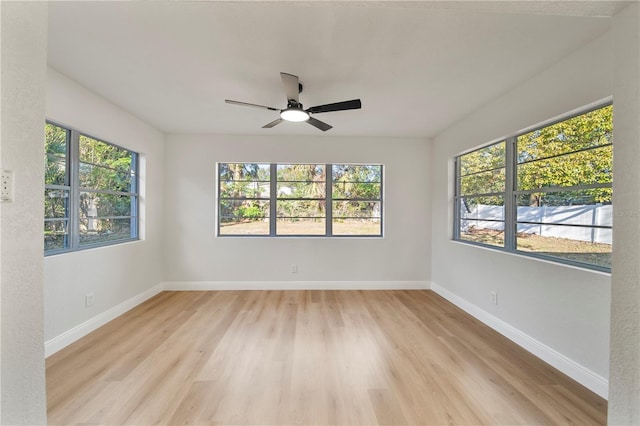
[{"left": 517, "top": 105, "right": 613, "bottom": 205}]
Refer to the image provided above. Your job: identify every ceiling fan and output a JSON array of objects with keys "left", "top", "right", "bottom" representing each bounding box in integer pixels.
[{"left": 225, "top": 72, "right": 361, "bottom": 132}]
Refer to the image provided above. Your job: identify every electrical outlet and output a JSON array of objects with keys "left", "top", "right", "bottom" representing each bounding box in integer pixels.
[
  {"left": 491, "top": 291, "right": 498, "bottom": 305},
  {"left": 85, "top": 293, "right": 95, "bottom": 308},
  {"left": 291, "top": 263, "right": 298, "bottom": 274},
  {"left": 1, "top": 169, "right": 14, "bottom": 202}
]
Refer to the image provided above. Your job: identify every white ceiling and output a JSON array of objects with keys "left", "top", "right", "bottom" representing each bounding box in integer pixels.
[{"left": 47, "top": 1, "right": 624, "bottom": 138}]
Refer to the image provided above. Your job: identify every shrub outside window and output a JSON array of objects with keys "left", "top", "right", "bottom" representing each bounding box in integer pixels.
[
  {"left": 45, "top": 122, "right": 139, "bottom": 254},
  {"left": 218, "top": 163, "right": 382, "bottom": 237},
  {"left": 454, "top": 104, "right": 613, "bottom": 271}
]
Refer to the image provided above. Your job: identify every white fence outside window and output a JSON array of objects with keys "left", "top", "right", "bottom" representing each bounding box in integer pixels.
[{"left": 461, "top": 204, "right": 612, "bottom": 244}]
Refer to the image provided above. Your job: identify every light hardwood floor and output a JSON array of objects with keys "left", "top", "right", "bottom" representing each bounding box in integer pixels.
[{"left": 46, "top": 290, "right": 606, "bottom": 425}]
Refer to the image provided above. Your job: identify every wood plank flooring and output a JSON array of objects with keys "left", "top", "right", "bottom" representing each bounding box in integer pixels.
[{"left": 46, "top": 290, "right": 606, "bottom": 425}]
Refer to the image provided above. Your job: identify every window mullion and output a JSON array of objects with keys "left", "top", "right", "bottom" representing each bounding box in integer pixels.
[
  {"left": 504, "top": 137, "right": 516, "bottom": 250},
  {"left": 69, "top": 129, "right": 81, "bottom": 249}
]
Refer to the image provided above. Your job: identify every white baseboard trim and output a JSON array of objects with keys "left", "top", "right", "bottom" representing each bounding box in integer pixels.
[
  {"left": 44, "top": 283, "right": 164, "bottom": 358},
  {"left": 163, "top": 280, "right": 431, "bottom": 291},
  {"left": 430, "top": 282, "right": 608, "bottom": 400}
]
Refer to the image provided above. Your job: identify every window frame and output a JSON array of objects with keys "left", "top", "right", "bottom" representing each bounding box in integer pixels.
[
  {"left": 275, "top": 163, "right": 328, "bottom": 236},
  {"left": 454, "top": 140, "right": 508, "bottom": 248},
  {"left": 217, "top": 163, "right": 383, "bottom": 238},
  {"left": 453, "top": 102, "right": 613, "bottom": 273},
  {"left": 45, "top": 121, "right": 139, "bottom": 255}
]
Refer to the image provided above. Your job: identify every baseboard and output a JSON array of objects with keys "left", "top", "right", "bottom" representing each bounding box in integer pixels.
[
  {"left": 44, "top": 283, "right": 164, "bottom": 358},
  {"left": 430, "top": 282, "right": 609, "bottom": 400},
  {"left": 163, "top": 280, "right": 431, "bottom": 291}
]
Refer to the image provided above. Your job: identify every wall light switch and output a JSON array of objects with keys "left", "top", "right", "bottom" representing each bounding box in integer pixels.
[{"left": 1, "top": 169, "right": 14, "bottom": 202}]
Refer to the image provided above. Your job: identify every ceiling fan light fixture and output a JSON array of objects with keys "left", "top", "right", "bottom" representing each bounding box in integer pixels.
[
  {"left": 226, "top": 72, "right": 361, "bottom": 131},
  {"left": 280, "top": 108, "right": 309, "bottom": 122}
]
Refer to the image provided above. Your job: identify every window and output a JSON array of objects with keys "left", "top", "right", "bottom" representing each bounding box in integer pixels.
[
  {"left": 454, "top": 104, "right": 613, "bottom": 271},
  {"left": 218, "top": 163, "right": 382, "bottom": 237},
  {"left": 332, "top": 165, "right": 382, "bottom": 235},
  {"left": 456, "top": 141, "right": 506, "bottom": 248},
  {"left": 277, "top": 164, "right": 326, "bottom": 235},
  {"left": 45, "top": 122, "right": 139, "bottom": 254},
  {"left": 219, "top": 163, "right": 271, "bottom": 236},
  {"left": 44, "top": 124, "right": 70, "bottom": 252}
]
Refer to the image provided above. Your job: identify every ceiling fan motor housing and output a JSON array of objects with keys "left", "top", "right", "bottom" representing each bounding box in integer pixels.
[{"left": 287, "top": 83, "right": 303, "bottom": 104}]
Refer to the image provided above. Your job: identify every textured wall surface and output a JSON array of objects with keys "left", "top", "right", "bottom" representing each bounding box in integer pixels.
[
  {"left": 0, "top": 2, "right": 48, "bottom": 424},
  {"left": 609, "top": 3, "right": 640, "bottom": 424}
]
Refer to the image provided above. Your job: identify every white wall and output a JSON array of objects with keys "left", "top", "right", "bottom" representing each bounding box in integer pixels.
[
  {"left": 609, "top": 2, "right": 640, "bottom": 423},
  {"left": 44, "top": 69, "right": 165, "bottom": 345},
  {"left": 430, "top": 31, "right": 612, "bottom": 396},
  {"left": 163, "top": 134, "right": 430, "bottom": 287},
  {"left": 0, "top": 2, "right": 48, "bottom": 424}
]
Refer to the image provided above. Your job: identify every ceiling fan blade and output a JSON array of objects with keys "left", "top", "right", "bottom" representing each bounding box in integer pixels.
[
  {"left": 225, "top": 99, "right": 278, "bottom": 111},
  {"left": 262, "top": 118, "right": 284, "bottom": 129},
  {"left": 280, "top": 72, "right": 300, "bottom": 103},
  {"left": 306, "top": 99, "right": 361, "bottom": 114},
  {"left": 306, "top": 117, "right": 332, "bottom": 132}
]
